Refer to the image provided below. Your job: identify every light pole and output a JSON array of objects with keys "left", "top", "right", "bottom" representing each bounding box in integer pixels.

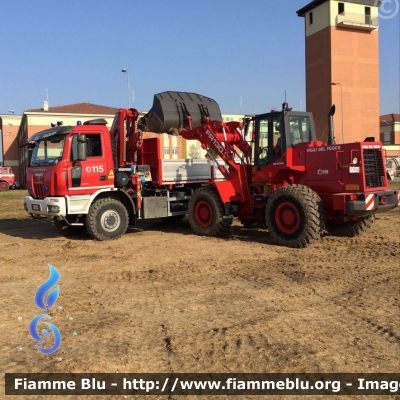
[
  {"left": 331, "top": 82, "right": 344, "bottom": 143},
  {"left": 121, "top": 69, "right": 130, "bottom": 109}
]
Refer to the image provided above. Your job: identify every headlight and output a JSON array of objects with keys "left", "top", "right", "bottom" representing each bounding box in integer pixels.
[
  {"left": 352, "top": 157, "right": 358, "bottom": 165},
  {"left": 48, "top": 205, "right": 60, "bottom": 213}
]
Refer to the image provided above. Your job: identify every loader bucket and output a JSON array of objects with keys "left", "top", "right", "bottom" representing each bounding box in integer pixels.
[{"left": 138, "top": 91, "right": 222, "bottom": 133}]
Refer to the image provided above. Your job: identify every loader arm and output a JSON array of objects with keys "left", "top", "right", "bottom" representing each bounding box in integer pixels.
[{"left": 178, "top": 118, "right": 251, "bottom": 179}]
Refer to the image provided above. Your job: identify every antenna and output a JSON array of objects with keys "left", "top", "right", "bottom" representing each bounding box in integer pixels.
[
  {"left": 46, "top": 88, "right": 48, "bottom": 101},
  {"left": 284, "top": 90, "right": 287, "bottom": 103}
]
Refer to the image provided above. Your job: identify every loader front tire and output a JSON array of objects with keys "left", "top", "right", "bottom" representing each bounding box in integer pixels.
[
  {"left": 266, "top": 185, "right": 325, "bottom": 248},
  {"left": 188, "top": 186, "right": 232, "bottom": 237},
  {"left": 86, "top": 198, "right": 128, "bottom": 241},
  {"left": 325, "top": 214, "right": 375, "bottom": 237}
]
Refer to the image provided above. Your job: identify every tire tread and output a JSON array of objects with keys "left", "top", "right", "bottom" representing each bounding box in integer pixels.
[
  {"left": 86, "top": 198, "right": 128, "bottom": 241},
  {"left": 188, "top": 186, "right": 232, "bottom": 237},
  {"left": 266, "top": 184, "right": 326, "bottom": 248}
]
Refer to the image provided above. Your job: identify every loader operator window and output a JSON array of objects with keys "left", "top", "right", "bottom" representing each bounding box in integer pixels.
[
  {"left": 257, "top": 119, "right": 269, "bottom": 165},
  {"left": 288, "top": 116, "right": 311, "bottom": 147},
  {"left": 30, "top": 135, "right": 65, "bottom": 166},
  {"left": 273, "top": 118, "right": 283, "bottom": 156},
  {"left": 255, "top": 116, "right": 284, "bottom": 166}
]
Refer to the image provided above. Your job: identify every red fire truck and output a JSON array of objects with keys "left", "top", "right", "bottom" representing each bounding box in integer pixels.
[
  {"left": 23, "top": 92, "right": 399, "bottom": 247},
  {"left": 0, "top": 166, "right": 16, "bottom": 191}
]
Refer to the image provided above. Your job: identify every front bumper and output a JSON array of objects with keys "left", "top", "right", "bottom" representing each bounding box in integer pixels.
[
  {"left": 345, "top": 190, "right": 400, "bottom": 216},
  {"left": 24, "top": 196, "right": 67, "bottom": 216}
]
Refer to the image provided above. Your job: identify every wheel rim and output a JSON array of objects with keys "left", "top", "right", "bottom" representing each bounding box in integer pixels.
[
  {"left": 194, "top": 200, "right": 213, "bottom": 227},
  {"left": 275, "top": 201, "right": 301, "bottom": 234},
  {"left": 100, "top": 210, "right": 120, "bottom": 232},
  {"left": 0, "top": 183, "right": 8, "bottom": 191}
]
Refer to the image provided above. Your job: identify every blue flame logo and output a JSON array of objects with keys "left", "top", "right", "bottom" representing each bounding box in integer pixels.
[{"left": 29, "top": 264, "right": 62, "bottom": 354}]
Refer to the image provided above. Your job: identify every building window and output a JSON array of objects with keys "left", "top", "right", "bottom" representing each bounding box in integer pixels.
[
  {"left": 365, "top": 7, "right": 371, "bottom": 24},
  {"left": 172, "top": 147, "right": 178, "bottom": 155},
  {"left": 309, "top": 12, "right": 313, "bottom": 25},
  {"left": 383, "top": 132, "right": 392, "bottom": 144},
  {"left": 338, "top": 2, "right": 344, "bottom": 14},
  {"left": 164, "top": 147, "right": 169, "bottom": 155}
]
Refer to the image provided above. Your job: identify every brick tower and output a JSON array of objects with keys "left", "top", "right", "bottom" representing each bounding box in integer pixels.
[{"left": 297, "top": 0, "right": 381, "bottom": 144}]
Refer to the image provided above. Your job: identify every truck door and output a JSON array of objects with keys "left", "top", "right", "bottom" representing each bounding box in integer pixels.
[{"left": 68, "top": 132, "right": 113, "bottom": 194}]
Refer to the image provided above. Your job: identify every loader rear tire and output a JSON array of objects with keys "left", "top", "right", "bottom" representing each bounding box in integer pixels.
[
  {"left": 188, "top": 186, "right": 232, "bottom": 237},
  {"left": 86, "top": 198, "right": 128, "bottom": 241},
  {"left": 266, "top": 185, "right": 325, "bottom": 248},
  {"left": 326, "top": 214, "right": 375, "bottom": 237}
]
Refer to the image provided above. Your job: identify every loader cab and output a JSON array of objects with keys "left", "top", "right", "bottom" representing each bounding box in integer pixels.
[{"left": 248, "top": 110, "right": 316, "bottom": 167}]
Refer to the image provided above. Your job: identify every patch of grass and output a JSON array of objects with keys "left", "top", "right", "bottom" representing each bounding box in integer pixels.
[
  {"left": 389, "top": 181, "right": 400, "bottom": 190},
  {"left": 0, "top": 190, "right": 28, "bottom": 216}
]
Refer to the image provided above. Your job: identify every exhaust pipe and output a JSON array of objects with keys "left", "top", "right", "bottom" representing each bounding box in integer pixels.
[{"left": 328, "top": 105, "right": 336, "bottom": 145}]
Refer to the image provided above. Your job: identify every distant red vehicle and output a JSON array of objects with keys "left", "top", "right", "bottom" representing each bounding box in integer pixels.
[{"left": 0, "top": 166, "right": 15, "bottom": 191}]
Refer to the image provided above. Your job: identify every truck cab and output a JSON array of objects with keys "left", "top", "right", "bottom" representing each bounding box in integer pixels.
[
  {"left": 26, "top": 120, "right": 114, "bottom": 199},
  {"left": 24, "top": 120, "right": 123, "bottom": 227}
]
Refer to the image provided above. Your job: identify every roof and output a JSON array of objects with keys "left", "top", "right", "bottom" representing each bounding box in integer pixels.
[
  {"left": 380, "top": 114, "right": 400, "bottom": 124},
  {"left": 26, "top": 102, "right": 119, "bottom": 115},
  {"left": 297, "top": 0, "right": 381, "bottom": 17}
]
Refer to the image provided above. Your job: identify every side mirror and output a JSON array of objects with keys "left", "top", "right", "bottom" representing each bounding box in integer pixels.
[{"left": 76, "top": 134, "right": 87, "bottom": 161}]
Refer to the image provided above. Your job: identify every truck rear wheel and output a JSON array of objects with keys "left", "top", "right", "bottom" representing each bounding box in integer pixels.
[
  {"left": 0, "top": 181, "right": 10, "bottom": 191},
  {"left": 188, "top": 186, "right": 232, "bottom": 237},
  {"left": 86, "top": 198, "right": 128, "bottom": 241},
  {"left": 326, "top": 214, "right": 375, "bottom": 237},
  {"left": 266, "top": 185, "right": 325, "bottom": 248}
]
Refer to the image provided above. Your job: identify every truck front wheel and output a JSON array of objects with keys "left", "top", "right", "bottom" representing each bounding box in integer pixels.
[
  {"left": 266, "top": 185, "right": 325, "bottom": 248},
  {"left": 0, "top": 181, "right": 10, "bottom": 191},
  {"left": 188, "top": 186, "right": 232, "bottom": 237},
  {"left": 86, "top": 198, "right": 128, "bottom": 241}
]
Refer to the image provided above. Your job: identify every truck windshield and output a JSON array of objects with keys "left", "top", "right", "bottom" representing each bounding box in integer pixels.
[{"left": 30, "top": 135, "right": 66, "bottom": 166}]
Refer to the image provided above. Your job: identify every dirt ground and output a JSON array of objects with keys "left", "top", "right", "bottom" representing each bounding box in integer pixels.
[{"left": 0, "top": 190, "right": 399, "bottom": 400}]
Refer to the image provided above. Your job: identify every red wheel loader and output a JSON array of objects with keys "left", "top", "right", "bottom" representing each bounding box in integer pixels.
[{"left": 23, "top": 92, "right": 399, "bottom": 247}]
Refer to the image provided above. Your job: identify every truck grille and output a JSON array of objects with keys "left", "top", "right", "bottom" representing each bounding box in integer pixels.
[
  {"left": 363, "top": 149, "right": 385, "bottom": 188},
  {"left": 33, "top": 183, "right": 45, "bottom": 199}
]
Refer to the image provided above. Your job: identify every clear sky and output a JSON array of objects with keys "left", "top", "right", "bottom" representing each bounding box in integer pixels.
[{"left": 1, "top": 0, "right": 399, "bottom": 116}]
